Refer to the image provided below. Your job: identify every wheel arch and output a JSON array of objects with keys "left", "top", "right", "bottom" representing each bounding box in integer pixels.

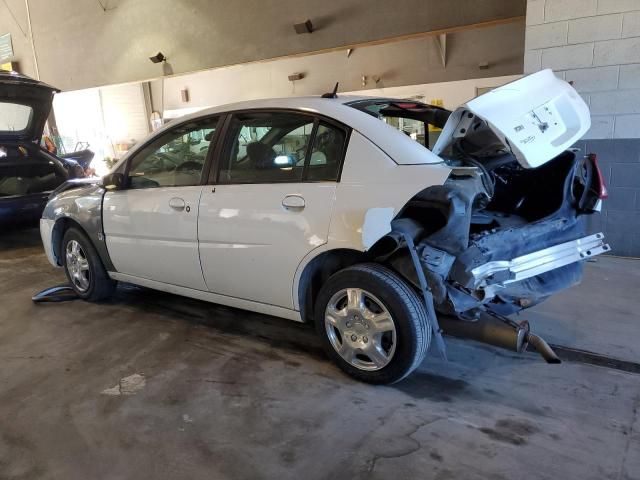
[
  {"left": 51, "top": 217, "right": 86, "bottom": 266},
  {"left": 50, "top": 215, "right": 115, "bottom": 272},
  {"left": 295, "top": 248, "right": 365, "bottom": 323}
]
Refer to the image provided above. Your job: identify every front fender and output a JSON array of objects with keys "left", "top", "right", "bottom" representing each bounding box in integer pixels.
[{"left": 41, "top": 184, "right": 114, "bottom": 270}]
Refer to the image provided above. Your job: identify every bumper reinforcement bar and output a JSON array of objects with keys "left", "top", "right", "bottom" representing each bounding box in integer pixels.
[{"left": 471, "top": 232, "right": 609, "bottom": 293}]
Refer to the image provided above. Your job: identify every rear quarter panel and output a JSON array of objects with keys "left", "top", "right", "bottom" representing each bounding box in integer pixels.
[{"left": 292, "top": 131, "right": 450, "bottom": 310}]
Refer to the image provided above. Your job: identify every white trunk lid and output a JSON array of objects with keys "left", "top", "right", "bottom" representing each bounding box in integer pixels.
[{"left": 432, "top": 69, "right": 591, "bottom": 169}]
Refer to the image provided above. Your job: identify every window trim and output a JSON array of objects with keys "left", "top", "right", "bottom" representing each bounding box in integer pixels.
[
  {"left": 208, "top": 108, "right": 351, "bottom": 186},
  {"left": 121, "top": 114, "right": 224, "bottom": 190}
]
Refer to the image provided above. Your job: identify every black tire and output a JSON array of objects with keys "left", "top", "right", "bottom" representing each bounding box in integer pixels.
[
  {"left": 61, "top": 227, "right": 116, "bottom": 301},
  {"left": 314, "top": 263, "right": 431, "bottom": 384}
]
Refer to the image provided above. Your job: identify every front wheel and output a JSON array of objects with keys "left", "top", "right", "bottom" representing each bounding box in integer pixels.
[
  {"left": 62, "top": 227, "right": 116, "bottom": 301},
  {"left": 314, "top": 263, "right": 431, "bottom": 384}
]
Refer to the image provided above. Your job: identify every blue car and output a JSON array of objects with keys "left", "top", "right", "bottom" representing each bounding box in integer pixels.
[{"left": 0, "top": 71, "right": 84, "bottom": 227}]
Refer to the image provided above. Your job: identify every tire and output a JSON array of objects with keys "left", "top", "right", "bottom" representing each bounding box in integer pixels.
[
  {"left": 314, "top": 263, "right": 431, "bottom": 384},
  {"left": 61, "top": 227, "right": 116, "bottom": 301}
]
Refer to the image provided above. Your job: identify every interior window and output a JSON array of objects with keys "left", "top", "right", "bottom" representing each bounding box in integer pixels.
[
  {"left": 217, "top": 112, "right": 314, "bottom": 184},
  {"left": 306, "top": 123, "right": 346, "bottom": 182},
  {"left": 127, "top": 118, "right": 218, "bottom": 189}
]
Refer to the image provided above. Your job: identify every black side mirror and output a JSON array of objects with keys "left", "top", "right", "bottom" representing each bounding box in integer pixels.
[{"left": 102, "top": 172, "right": 125, "bottom": 191}]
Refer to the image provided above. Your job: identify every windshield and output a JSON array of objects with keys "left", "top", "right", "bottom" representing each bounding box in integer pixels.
[
  {"left": 0, "top": 102, "right": 33, "bottom": 133},
  {"left": 347, "top": 99, "right": 451, "bottom": 150}
]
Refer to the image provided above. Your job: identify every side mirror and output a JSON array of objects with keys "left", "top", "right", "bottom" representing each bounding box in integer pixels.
[{"left": 102, "top": 172, "right": 125, "bottom": 191}]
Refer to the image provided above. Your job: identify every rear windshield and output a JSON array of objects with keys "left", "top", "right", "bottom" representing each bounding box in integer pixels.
[
  {"left": 347, "top": 99, "right": 451, "bottom": 150},
  {"left": 0, "top": 102, "right": 33, "bottom": 133}
]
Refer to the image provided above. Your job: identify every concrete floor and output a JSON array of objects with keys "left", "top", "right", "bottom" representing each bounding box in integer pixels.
[{"left": 1, "top": 228, "right": 639, "bottom": 480}]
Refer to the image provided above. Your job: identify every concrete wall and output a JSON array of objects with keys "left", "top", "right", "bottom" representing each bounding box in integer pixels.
[
  {"left": 156, "top": 25, "right": 524, "bottom": 115},
  {"left": 342, "top": 75, "right": 522, "bottom": 108},
  {"left": 525, "top": 0, "right": 640, "bottom": 256},
  {"left": 0, "top": 0, "right": 524, "bottom": 90},
  {"left": 158, "top": 61, "right": 520, "bottom": 117},
  {"left": 525, "top": 0, "right": 640, "bottom": 140}
]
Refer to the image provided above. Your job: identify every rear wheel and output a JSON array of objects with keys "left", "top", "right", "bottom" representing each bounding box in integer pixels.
[
  {"left": 62, "top": 227, "right": 116, "bottom": 301},
  {"left": 314, "top": 263, "right": 431, "bottom": 384}
]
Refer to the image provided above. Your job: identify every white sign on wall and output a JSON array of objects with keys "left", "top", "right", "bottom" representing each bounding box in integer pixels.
[{"left": 0, "top": 34, "right": 13, "bottom": 61}]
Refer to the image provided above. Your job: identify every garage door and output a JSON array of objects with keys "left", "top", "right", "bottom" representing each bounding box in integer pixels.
[{"left": 99, "top": 83, "right": 150, "bottom": 146}]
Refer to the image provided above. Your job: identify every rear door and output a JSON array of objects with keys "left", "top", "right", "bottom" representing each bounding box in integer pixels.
[
  {"left": 198, "top": 111, "right": 348, "bottom": 309},
  {"left": 103, "top": 117, "right": 220, "bottom": 289}
]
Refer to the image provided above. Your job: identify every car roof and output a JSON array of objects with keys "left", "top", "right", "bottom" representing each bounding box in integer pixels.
[{"left": 155, "top": 95, "right": 444, "bottom": 166}]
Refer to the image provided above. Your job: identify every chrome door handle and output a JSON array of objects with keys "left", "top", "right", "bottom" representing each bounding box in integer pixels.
[
  {"left": 282, "top": 195, "right": 305, "bottom": 210},
  {"left": 169, "top": 197, "right": 186, "bottom": 211}
]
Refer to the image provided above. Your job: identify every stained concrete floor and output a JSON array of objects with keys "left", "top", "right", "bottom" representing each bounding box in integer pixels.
[{"left": 1, "top": 227, "right": 639, "bottom": 480}]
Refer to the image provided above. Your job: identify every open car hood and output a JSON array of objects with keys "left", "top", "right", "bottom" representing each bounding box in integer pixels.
[
  {"left": 0, "top": 71, "right": 59, "bottom": 143},
  {"left": 432, "top": 69, "right": 591, "bottom": 169}
]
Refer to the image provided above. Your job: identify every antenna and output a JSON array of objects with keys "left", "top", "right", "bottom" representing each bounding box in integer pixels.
[{"left": 322, "top": 82, "right": 339, "bottom": 99}]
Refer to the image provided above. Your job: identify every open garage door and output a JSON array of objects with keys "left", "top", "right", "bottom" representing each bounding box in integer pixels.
[
  {"left": 99, "top": 83, "right": 150, "bottom": 158},
  {"left": 53, "top": 83, "right": 150, "bottom": 175}
]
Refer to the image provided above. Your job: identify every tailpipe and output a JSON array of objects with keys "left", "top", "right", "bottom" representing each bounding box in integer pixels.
[
  {"left": 439, "top": 314, "right": 561, "bottom": 363},
  {"left": 527, "top": 333, "right": 561, "bottom": 364}
]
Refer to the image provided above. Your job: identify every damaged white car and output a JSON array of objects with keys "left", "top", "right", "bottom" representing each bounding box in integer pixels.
[{"left": 41, "top": 69, "right": 609, "bottom": 384}]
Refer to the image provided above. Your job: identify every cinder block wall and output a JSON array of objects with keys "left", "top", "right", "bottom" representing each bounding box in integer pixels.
[{"left": 525, "top": 0, "right": 640, "bottom": 256}]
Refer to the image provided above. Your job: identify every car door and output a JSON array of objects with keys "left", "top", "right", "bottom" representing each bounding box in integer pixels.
[
  {"left": 103, "top": 117, "right": 220, "bottom": 290},
  {"left": 198, "top": 111, "right": 348, "bottom": 309}
]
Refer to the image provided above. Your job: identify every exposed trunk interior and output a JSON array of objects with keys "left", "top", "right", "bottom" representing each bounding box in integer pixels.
[
  {"left": 0, "top": 144, "right": 66, "bottom": 198},
  {"left": 373, "top": 144, "right": 604, "bottom": 320}
]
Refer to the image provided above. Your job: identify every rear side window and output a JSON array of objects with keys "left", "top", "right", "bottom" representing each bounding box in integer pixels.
[
  {"left": 306, "top": 122, "right": 346, "bottom": 182},
  {"left": 216, "top": 112, "right": 348, "bottom": 184},
  {"left": 217, "top": 112, "right": 312, "bottom": 184}
]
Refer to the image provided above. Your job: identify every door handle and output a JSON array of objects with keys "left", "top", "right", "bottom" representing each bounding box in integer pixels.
[
  {"left": 169, "top": 197, "right": 186, "bottom": 211},
  {"left": 282, "top": 195, "right": 305, "bottom": 210}
]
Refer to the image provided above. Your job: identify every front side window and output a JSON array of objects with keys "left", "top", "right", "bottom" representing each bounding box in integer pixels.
[{"left": 127, "top": 117, "right": 218, "bottom": 189}]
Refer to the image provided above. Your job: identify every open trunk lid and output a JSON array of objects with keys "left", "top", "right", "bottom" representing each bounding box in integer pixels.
[
  {"left": 432, "top": 69, "right": 591, "bottom": 169},
  {"left": 0, "top": 71, "right": 59, "bottom": 144}
]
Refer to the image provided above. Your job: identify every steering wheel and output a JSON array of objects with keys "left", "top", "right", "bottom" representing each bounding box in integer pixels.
[
  {"left": 176, "top": 160, "right": 202, "bottom": 172},
  {"left": 143, "top": 154, "right": 168, "bottom": 173}
]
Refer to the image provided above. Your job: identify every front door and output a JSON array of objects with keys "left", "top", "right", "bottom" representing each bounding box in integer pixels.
[
  {"left": 198, "top": 111, "right": 348, "bottom": 309},
  {"left": 103, "top": 117, "right": 220, "bottom": 290}
]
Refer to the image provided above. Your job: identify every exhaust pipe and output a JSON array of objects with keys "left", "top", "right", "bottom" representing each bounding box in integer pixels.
[
  {"left": 527, "top": 333, "right": 561, "bottom": 364},
  {"left": 439, "top": 314, "right": 561, "bottom": 363}
]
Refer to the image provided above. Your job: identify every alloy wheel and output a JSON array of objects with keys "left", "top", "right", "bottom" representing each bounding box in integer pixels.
[
  {"left": 324, "top": 288, "right": 397, "bottom": 371},
  {"left": 66, "top": 240, "right": 91, "bottom": 292}
]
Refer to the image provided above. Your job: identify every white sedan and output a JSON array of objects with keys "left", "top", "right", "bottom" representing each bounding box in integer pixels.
[{"left": 41, "top": 70, "right": 608, "bottom": 383}]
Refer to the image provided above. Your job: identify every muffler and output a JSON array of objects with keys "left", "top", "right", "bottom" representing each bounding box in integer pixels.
[{"left": 438, "top": 314, "right": 561, "bottom": 363}]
